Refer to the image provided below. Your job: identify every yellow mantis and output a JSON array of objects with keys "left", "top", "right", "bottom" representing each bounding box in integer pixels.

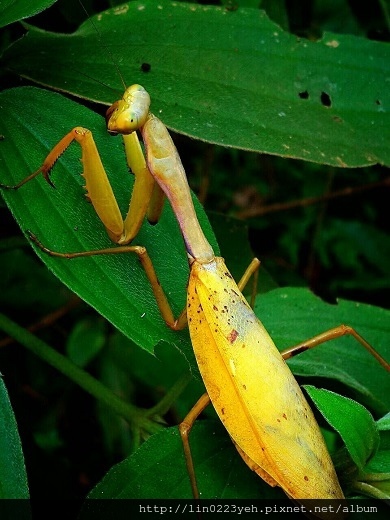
[{"left": 2, "top": 83, "right": 389, "bottom": 511}]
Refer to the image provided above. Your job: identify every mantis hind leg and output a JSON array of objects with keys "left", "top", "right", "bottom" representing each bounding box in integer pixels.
[
  {"left": 179, "top": 391, "right": 280, "bottom": 499},
  {"left": 237, "top": 258, "right": 389, "bottom": 372},
  {"left": 280, "top": 324, "right": 389, "bottom": 370},
  {"left": 179, "top": 393, "right": 211, "bottom": 499}
]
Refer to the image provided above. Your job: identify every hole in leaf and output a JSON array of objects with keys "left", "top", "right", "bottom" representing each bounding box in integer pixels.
[
  {"left": 140, "top": 62, "right": 151, "bottom": 73},
  {"left": 299, "top": 90, "right": 309, "bottom": 99},
  {"left": 321, "top": 91, "right": 332, "bottom": 107}
]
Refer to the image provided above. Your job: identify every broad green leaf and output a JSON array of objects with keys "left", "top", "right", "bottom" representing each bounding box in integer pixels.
[
  {"left": 2, "top": 1, "right": 389, "bottom": 166},
  {"left": 82, "top": 417, "right": 389, "bottom": 504},
  {"left": 0, "top": 377, "right": 29, "bottom": 499},
  {"left": 257, "top": 287, "right": 390, "bottom": 415},
  {"left": 305, "top": 386, "right": 380, "bottom": 471},
  {"left": 0, "top": 0, "right": 57, "bottom": 28},
  {"left": 0, "top": 86, "right": 218, "bottom": 372},
  {"left": 82, "top": 422, "right": 279, "bottom": 502}
]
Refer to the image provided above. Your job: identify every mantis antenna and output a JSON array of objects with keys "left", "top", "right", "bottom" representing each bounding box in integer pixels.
[{"left": 77, "top": 0, "right": 127, "bottom": 92}]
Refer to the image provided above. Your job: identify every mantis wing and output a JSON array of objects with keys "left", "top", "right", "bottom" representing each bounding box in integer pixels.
[{"left": 187, "top": 257, "right": 344, "bottom": 501}]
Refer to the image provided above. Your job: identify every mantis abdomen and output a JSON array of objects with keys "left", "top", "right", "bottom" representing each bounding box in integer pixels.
[{"left": 187, "top": 257, "right": 344, "bottom": 500}]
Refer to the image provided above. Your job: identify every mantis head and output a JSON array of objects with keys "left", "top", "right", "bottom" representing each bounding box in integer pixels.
[{"left": 106, "top": 84, "right": 150, "bottom": 135}]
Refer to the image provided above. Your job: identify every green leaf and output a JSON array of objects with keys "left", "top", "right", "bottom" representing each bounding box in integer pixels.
[
  {"left": 0, "top": 86, "right": 218, "bottom": 374},
  {"left": 0, "top": 377, "right": 29, "bottom": 499},
  {"left": 364, "top": 414, "right": 390, "bottom": 474},
  {"left": 305, "top": 386, "right": 380, "bottom": 471},
  {"left": 2, "top": 1, "right": 389, "bottom": 166},
  {"left": 81, "top": 421, "right": 280, "bottom": 503},
  {"left": 365, "top": 449, "right": 390, "bottom": 474},
  {"left": 0, "top": 0, "right": 57, "bottom": 28},
  {"left": 82, "top": 416, "right": 389, "bottom": 504},
  {"left": 377, "top": 413, "right": 390, "bottom": 431}
]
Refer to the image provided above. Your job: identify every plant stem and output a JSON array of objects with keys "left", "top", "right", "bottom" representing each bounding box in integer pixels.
[
  {"left": 353, "top": 481, "right": 390, "bottom": 500},
  {"left": 0, "top": 312, "right": 160, "bottom": 434},
  {"left": 149, "top": 372, "right": 192, "bottom": 417}
]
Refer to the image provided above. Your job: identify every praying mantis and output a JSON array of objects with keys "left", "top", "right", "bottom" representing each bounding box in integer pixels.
[{"left": 1, "top": 83, "right": 389, "bottom": 512}]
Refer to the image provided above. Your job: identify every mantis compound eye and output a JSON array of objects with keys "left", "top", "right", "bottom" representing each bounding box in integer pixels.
[{"left": 106, "top": 85, "right": 150, "bottom": 134}]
